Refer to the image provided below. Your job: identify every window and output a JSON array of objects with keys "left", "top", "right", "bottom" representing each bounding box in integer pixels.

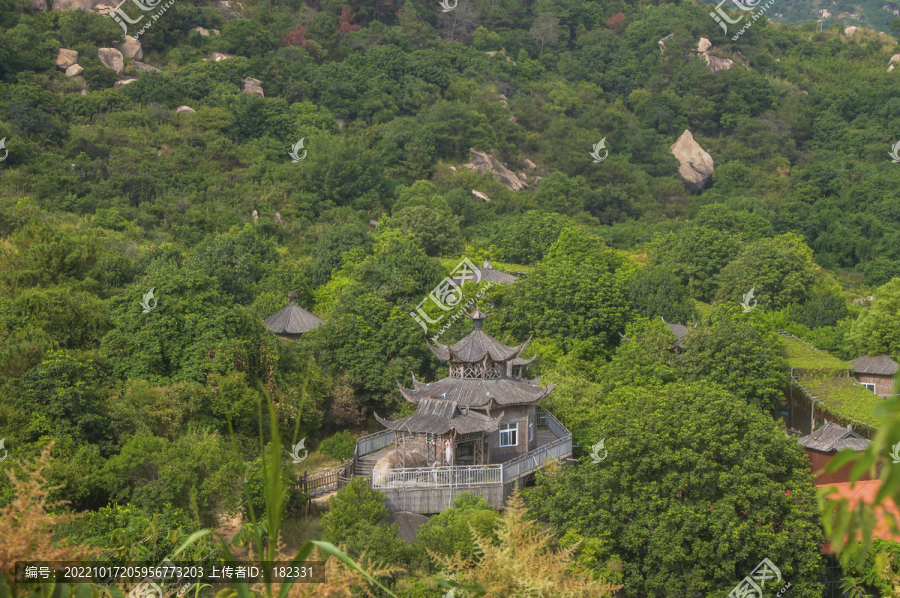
[
  {"left": 863, "top": 383, "right": 877, "bottom": 394},
  {"left": 500, "top": 423, "right": 517, "bottom": 447},
  {"left": 529, "top": 415, "right": 534, "bottom": 442}
]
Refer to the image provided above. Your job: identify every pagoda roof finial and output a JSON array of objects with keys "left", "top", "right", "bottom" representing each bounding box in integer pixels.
[{"left": 466, "top": 308, "right": 491, "bottom": 330}]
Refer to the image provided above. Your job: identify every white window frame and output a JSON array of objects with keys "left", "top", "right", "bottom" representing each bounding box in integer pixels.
[
  {"left": 499, "top": 423, "right": 518, "bottom": 447},
  {"left": 528, "top": 415, "right": 534, "bottom": 442},
  {"left": 863, "top": 383, "right": 877, "bottom": 394}
]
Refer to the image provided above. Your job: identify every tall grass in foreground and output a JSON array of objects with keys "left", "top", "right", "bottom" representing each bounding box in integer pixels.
[{"left": 0, "top": 388, "right": 399, "bottom": 598}]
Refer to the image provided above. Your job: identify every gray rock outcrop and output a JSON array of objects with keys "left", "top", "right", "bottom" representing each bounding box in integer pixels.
[
  {"left": 670, "top": 130, "right": 714, "bottom": 192},
  {"left": 242, "top": 77, "right": 264, "bottom": 97},
  {"left": 472, "top": 190, "right": 491, "bottom": 201},
  {"left": 97, "top": 48, "right": 124, "bottom": 74},
  {"left": 120, "top": 36, "right": 143, "bottom": 61},
  {"left": 114, "top": 78, "right": 138, "bottom": 88},
  {"left": 56, "top": 49, "right": 78, "bottom": 70},
  {"left": 176, "top": 105, "right": 196, "bottom": 114},
  {"left": 65, "top": 64, "right": 84, "bottom": 77},
  {"left": 133, "top": 61, "right": 162, "bottom": 72},
  {"left": 465, "top": 148, "right": 528, "bottom": 191}
]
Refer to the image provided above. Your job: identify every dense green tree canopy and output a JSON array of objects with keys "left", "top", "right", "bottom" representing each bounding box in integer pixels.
[{"left": 527, "top": 382, "right": 824, "bottom": 596}]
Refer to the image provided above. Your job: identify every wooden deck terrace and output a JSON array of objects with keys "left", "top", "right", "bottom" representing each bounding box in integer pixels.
[{"left": 352, "top": 409, "right": 573, "bottom": 514}]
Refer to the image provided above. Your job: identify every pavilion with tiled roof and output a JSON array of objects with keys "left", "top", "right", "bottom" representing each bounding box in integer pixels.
[{"left": 383, "top": 309, "right": 553, "bottom": 467}]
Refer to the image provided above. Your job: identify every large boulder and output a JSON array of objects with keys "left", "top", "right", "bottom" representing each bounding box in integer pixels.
[
  {"left": 65, "top": 64, "right": 84, "bottom": 77},
  {"left": 176, "top": 105, "right": 196, "bottom": 114},
  {"left": 705, "top": 55, "right": 735, "bottom": 73},
  {"left": 114, "top": 78, "right": 138, "bottom": 88},
  {"left": 686, "top": 39, "right": 734, "bottom": 74},
  {"left": 845, "top": 26, "right": 858, "bottom": 37},
  {"left": 119, "top": 36, "right": 142, "bottom": 61},
  {"left": 56, "top": 49, "right": 78, "bottom": 70},
  {"left": 472, "top": 190, "right": 491, "bottom": 201},
  {"left": 378, "top": 512, "right": 429, "bottom": 544},
  {"left": 242, "top": 77, "right": 264, "bottom": 97},
  {"left": 465, "top": 148, "right": 528, "bottom": 191},
  {"left": 30, "top": 0, "right": 48, "bottom": 10},
  {"left": 133, "top": 61, "right": 162, "bottom": 72},
  {"left": 206, "top": 52, "right": 235, "bottom": 62},
  {"left": 524, "top": 158, "right": 537, "bottom": 169},
  {"left": 670, "top": 130, "right": 714, "bottom": 192},
  {"left": 191, "top": 26, "right": 211, "bottom": 36},
  {"left": 97, "top": 48, "right": 124, "bottom": 74}
]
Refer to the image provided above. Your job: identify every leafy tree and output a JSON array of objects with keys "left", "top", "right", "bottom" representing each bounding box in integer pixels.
[
  {"left": 320, "top": 476, "right": 407, "bottom": 564},
  {"left": 414, "top": 493, "right": 499, "bottom": 562},
  {"left": 504, "top": 228, "right": 633, "bottom": 346},
  {"left": 242, "top": 455, "right": 307, "bottom": 520},
  {"left": 308, "top": 289, "right": 435, "bottom": 408},
  {"left": 311, "top": 222, "right": 373, "bottom": 286},
  {"left": 650, "top": 225, "right": 742, "bottom": 303},
  {"left": 99, "top": 428, "right": 241, "bottom": 526},
  {"left": 100, "top": 262, "right": 275, "bottom": 384},
  {"left": 222, "top": 19, "right": 275, "bottom": 57},
  {"left": 491, "top": 211, "right": 573, "bottom": 265},
  {"left": 527, "top": 382, "right": 824, "bottom": 596},
  {"left": 10, "top": 350, "right": 110, "bottom": 447},
  {"left": 692, "top": 203, "right": 774, "bottom": 241},
  {"left": 390, "top": 205, "right": 463, "bottom": 257},
  {"left": 187, "top": 225, "right": 279, "bottom": 305},
  {"left": 391, "top": 180, "right": 451, "bottom": 215},
  {"left": 583, "top": 185, "right": 639, "bottom": 225},
  {"left": 714, "top": 235, "right": 817, "bottom": 311},
  {"left": 678, "top": 305, "right": 789, "bottom": 410},
  {"left": 534, "top": 172, "right": 584, "bottom": 215},
  {"left": 845, "top": 277, "right": 900, "bottom": 359},
  {"left": 628, "top": 266, "right": 697, "bottom": 323}
]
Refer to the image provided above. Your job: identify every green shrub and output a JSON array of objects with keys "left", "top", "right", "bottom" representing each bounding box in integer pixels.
[
  {"left": 241, "top": 456, "right": 308, "bottom": 520},
  {"left": 318, "top": 430, "right": 356, "bottom": 461}
]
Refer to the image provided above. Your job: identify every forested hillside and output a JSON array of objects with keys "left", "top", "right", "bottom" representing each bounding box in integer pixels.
[{"left": 2, "top": 0, "right": 900, "bottom": 593}]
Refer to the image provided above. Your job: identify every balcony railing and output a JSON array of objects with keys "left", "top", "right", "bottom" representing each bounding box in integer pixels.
[
  {"left": 371, "top": 409, "right": 573, "bottom": 489},
  {"left": 372, "top": 464, "right": 502, "bottom": 489},
  {"left": 356, "top": 429, "right": 393, "bottom": 457}
]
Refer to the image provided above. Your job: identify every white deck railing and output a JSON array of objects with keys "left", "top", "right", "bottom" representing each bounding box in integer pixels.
[{"left": 372, "top": 464, "right": 502, "bottom": 489}]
